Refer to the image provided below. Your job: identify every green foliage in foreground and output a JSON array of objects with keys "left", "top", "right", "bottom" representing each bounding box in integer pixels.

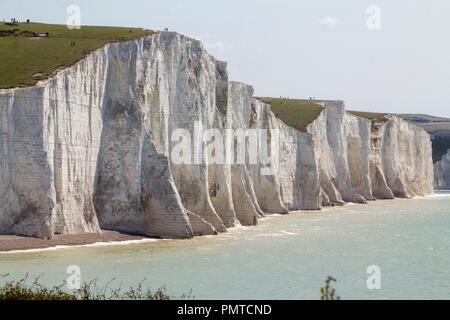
[
  {"left": 0, "top": 274, "right": 192, "bottom": 300},
  {"left": 1, "top": 274, "right": 341, "bottom": 300},
  {"left": 432, "top": 137, "right": 450, "bottom": 163},
  {"left": 257, "top": 97, "right": 324, "bottom": 132},
  {"left": 0, "top": 22, "right": 154, "bottom": 88},
  {"left": 320, "top": 276, "right": 341, "bottom": 300}
]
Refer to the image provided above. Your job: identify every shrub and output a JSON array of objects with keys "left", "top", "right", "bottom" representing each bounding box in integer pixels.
[
  {"left": 320, "top": 276, "right": 341, "bottom": 300},
  {"left": 0, "top": 274, "right": 192, "bottom": 300}
]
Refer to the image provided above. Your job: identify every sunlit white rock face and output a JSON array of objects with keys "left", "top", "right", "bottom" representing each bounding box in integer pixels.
[
  {"left": 380, "top": 115, "right": 434, "bottom": 197},
  {"left": 307, "top": 101, "right": 373, "bottom": 205},
  {"left": 0, "top": 32, "right": 435, "bottom": 239},
  {"left": 434, "top": 150, "right": 450, "bottom": 189},
  {"left": 306, "top": 103, "right": 434, "bottom": 205},
  {"left": 0, "top": 46, "right": 108, "bottom": 239}
]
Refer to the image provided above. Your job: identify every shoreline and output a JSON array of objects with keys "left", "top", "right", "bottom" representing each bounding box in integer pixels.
[
  {"left": 0, "top": 230, "right": 158, "bottom": 254},
  {"left": 1, "top": 191, "right": 449, "bottom": 254}
]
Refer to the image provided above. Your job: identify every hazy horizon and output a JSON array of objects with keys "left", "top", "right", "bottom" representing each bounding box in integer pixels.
[{"left": 2, "top": 0, "right": 450, "bottom": 117}]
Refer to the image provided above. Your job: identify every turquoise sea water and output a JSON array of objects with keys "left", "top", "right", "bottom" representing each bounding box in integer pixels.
[{"left": 0, "top": 194, "right": 449, "bottom": 299}]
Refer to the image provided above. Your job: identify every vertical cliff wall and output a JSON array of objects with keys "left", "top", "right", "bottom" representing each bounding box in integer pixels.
[
  {"left": 0, "top": 31, "right": 435, "bottom": 239},
  {"left": 380, "top": 116, "right": 434, "bottom": 197},
  {"left": 307, "top": 102, "right": 373, "bottom": 205},
  {"left": 303, "top": 102, "right": 433, "bottom": 207},
  {"left": 0, "top": 47, "right": 108, "bottom": 239},
  {"left": 248, "top": 97, "right": 321, "bottom": 212},
  {"left": 434, "top": 150, "right": 450, "bottom": 189},
  {"left": 368, "top": 118, "right": 396, "bottom": 199}
]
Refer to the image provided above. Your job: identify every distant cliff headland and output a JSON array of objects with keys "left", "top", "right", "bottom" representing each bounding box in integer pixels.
[{"left": 0, "top": 23, "right": 437, "bottom": 241}]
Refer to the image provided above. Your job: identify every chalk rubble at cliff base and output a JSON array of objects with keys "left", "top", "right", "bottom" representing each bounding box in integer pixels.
[{"left": 0, "top": 32, "right": 434, "bottom": 239}]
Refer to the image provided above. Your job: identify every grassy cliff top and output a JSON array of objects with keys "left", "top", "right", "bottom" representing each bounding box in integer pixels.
[
  {"left": 256, "top": 97, "right": 324, "bottom": 132},
  {"left": 398, "top": 114, "right": 450, "bottom": 123},
  {"left": 351, "top": 112, "right": 450, "bottom": 124},
  {"left": 0, "top": 22, "right": 154, "bottom": 89},
  {"left": 347, "top": 110, "right": 389, "bottom": 122},
  {"left": 259, "top": 98, "right": 392, "bottom": 132}
]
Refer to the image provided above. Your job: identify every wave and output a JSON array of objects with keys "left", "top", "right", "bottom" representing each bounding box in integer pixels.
[
  {"left": 425, "top": 191, "right": 450, "bottom": 198},
  {"left": 0, "top": 238, "right": 160, "bottom": 255},
  {"left": 280, "top": 230, "right": 299, "bottom": 235}
]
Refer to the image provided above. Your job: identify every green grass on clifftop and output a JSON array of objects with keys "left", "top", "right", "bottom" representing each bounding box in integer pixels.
[
  {"left": 257, "top": 97, "right": 324, "bottom": 132},
  {"left": 348, "top": 110, "right": 389, "bottom": 122},
  {"left": 398, "top": 114, "right": 450, "bottom": 123},
  {"left": 0, "top": 22, "right": 154, "bottom": 88}
]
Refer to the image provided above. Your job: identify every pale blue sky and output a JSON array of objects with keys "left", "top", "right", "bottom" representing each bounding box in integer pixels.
[{"left": 3, "top": 0, "right": 450, "bottom": 116}]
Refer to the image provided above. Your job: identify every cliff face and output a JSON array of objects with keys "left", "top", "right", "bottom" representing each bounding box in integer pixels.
[
  {"left": 307, "top": 102, "right": 373, "bottom": 205},
  {"left": 248, "top": 97, "right": 320, "bottom": 213},
  {"left": 304, "top": 102, "right": 433, "bottom": 207},
  {"left": 380, "top": 116, "right": 434, "bottom": 197},
  {"left": 0, "top": 47, "right": 108, "bottom": 239},
  {"left": 435, "top": 150, "right": 450, "bottom": 189},
  {"left": 0, "top": 32, "right": 435, "bottom": 239}
]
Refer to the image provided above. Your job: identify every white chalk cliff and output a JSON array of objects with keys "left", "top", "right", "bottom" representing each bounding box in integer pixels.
[
  {"left": 434, "top": 150, "right": 450, "bottom": 189},
  {"left": 0, "top": 32, "right": 434, "bottom": 239}
]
